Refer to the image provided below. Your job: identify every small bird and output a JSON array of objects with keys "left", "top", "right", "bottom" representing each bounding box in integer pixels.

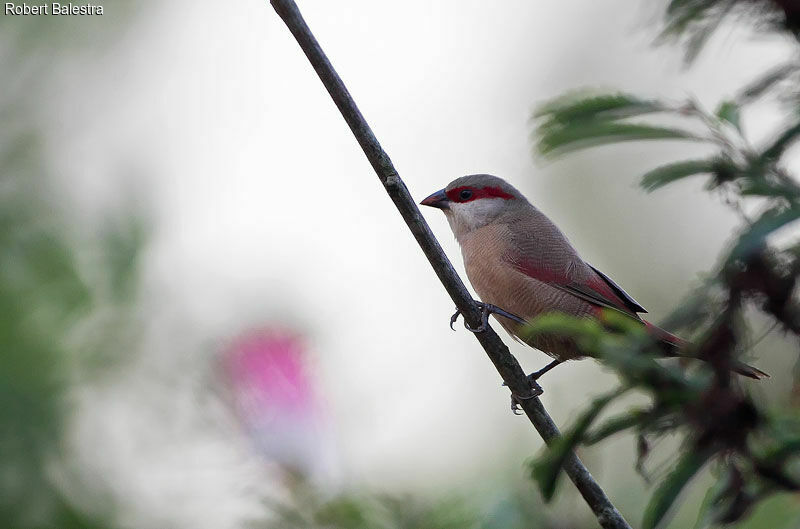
[{"left": 421, "top": 174, "right": 767, "bottom": 385}]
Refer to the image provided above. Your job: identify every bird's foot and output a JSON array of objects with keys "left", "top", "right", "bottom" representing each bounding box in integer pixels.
[
  {"left": 503, "top": 360, "right": 562, "bottom": 414},
  {"left": 449, "top": 302, "right": 527, "bottom": 333},
  {"left": 509, "top": 379, "right": 544, "bottom": 415}
]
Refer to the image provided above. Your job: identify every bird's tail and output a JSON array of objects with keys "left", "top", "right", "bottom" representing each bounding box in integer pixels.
[
  {"left": 730, "top": 362, "right": 770, "bottom": 380},
  {"left": 644, "top": 321, "right": 769, "bottom": 380}
]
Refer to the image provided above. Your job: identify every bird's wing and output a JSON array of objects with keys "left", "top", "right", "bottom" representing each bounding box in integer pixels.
[
  {"left": 552, "top": 280, "right": 644, "bottom": 318},
  {"left": 512, "top": 258, "right": 647, "bottom": 318},
  {"left": 505, "top": 213, "right": 647, "bottom": 317},
  {"left": 584, "top": 263, "right": 647, "bottom": 314}
]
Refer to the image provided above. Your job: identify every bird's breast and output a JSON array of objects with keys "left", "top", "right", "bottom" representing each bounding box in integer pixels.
[
  {"left": 458, "top": 224, "right": 594, "bottom": 359},
  {"left": 460, "top": 225, "right": 561, "bottom": 315}
]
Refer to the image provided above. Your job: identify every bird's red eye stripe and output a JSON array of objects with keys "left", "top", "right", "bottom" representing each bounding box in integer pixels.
[{"left": 445, "top": 186, "right": 515, "bottom": 203}]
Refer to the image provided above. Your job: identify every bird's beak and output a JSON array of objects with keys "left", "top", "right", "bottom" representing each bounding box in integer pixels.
[{"left": 420, "top": 188, "right": 450, "bottom": 210}]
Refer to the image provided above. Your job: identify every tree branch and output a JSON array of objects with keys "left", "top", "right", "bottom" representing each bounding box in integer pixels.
[{"left": 269, "top": 2, "right": 632, "bottom": 527}]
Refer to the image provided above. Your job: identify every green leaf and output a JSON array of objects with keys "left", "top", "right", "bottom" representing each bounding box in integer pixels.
[
  {"left": 537, "top": 122, "right": 702, "bottom": 158},
  {"left": 760, "top": 437, "right": 800, "bottom": 464},
  {"left": 715, "top": 101, "right": 741, "bottom": 132},
  {"left": 737, "top": 63, "right": 797, "bottom": 102},
  {"left": 727, "top": 206, "right": 800, "bottom": 262},
  {"left": 640, "top": 159, "right": 717, "bottom": 192},
  {"left": 740, "top": 63, "right": 797, "bottom": 102},
  {"left": 530, "top": 387, "right": 628, "bottom": 502},
  {"left": 738, "top": 179, "right": 800, "bottom": 199},
  {"left": 692, "top": 467, "right": 735, "bottom": 529},
  {"left": 681, "top": 19, "right": 721, "bottom": 64},
  {"left": 521, "top": 313, "right": 608, "bottom": 356},
  {"left": 583, "top": 408, "right": 649, "bottom": 445},
  {"left": 535, "top": 93, "right": 666, "bottom": 128},
  {"left": 660, "top": 0, "right": 716, "bottom": 38},
  {"left": 314, "top": 496, "right": 370, "bottom": 528},
  {"left": 760, "top": 121, "right": 800, "bottom": 163},
  {"left": 658, "top": 0, "right": 734, "bottom": 64},
  {"left": 642, "top": 447, "right": 714, "bottom": 529},
  {"left": 522, "top": 312, "right": 605, "bottom": 339},
  {"left": 102, "top": 218, "right": 146, "bottom": 303}
]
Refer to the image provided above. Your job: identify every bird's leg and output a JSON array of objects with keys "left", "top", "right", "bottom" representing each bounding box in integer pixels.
[
  {"left": 528, "top": 359, "right": 563, "bottom": 381},
  {"left": 450, "top": 302, "right": 527, "bottom": 333}
]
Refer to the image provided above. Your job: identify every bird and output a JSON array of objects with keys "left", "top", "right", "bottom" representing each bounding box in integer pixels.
[{"left": 420, "top": 173, "right": 767, "bottom": 387}]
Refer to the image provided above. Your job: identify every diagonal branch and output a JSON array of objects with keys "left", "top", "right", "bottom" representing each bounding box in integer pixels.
[{"left": 269, "top": 2, "right": 631, "bottom": 528}]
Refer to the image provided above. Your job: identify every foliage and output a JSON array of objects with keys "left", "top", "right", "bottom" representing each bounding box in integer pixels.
[
  {"left": 263, "top": 490, "right": 479, "bottom": 529},
  {"left": 657, "top": 0, "right": 800, "bottom": 63},
  {"left": 256, "top": 478, "right": 589, "bottom": 529},
  {"left": 0, "top": 134, "right": 146, "bottom": 529},
  {"left": 0, "top": 3, "right": 143, "bottom": 528},
  {"left": 528, "top": 1, "right": 800, "bottom": 528}
]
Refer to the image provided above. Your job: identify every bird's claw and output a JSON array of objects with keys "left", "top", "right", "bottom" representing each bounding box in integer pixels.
[
  {"left": 449, "top": 302, "right": 526, "bottom": 333},
  {"left": 449, "top": 307, "right": 460, "bottom": 331},
  {"left": 465, "top": 313, "right": 488, "bottom": 333},
  {"left": 510, "top": 379, "right": 544, "bottom": 414},
  {"left": 449, "top": 304, "right": 488, "bottom": 332},
  {"left": 503, "top": 360, "right": 562, "bottom": 413}
]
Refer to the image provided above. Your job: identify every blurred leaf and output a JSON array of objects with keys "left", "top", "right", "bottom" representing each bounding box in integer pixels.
[
  {"left": 636, "top": 435, "right": 651, "bottom": 481},
  {"left": 532, "top": 92, "right": 707, "bottom": 158},
  {"left": 102, "top": 218, "right": 145, "bottom": 303},
  {"left": 660, "top": 0, "right": 718, "bottom": 38},
  {"left": 681, "top": 11, "right": 730, "bottom": 64},
  {"left": 640, "top": 159, "right": 718, "bottom": 192},
  {"left": 657, "top": 0, "right": 797, "bottom": 62},
  {"left": 536, "top": 122, "right": 702, "bottom": 158},
  {"left": 535, "top": 93, "right": 666, "bottom": 127},
  {"left": 522, "top": 313, "right": 606, "bottom": 358},
  {"left": 740, "top": 63, "right": 798, "bottom": 102},
  {"left": 378, "top": 495, "right": 478, "bottom": 529},
  {"left": 760, "top": 121, "right": 800, "bottom": 162},
  {"left": 692, "top": 466, "right": 739, "bottom": 529},
  {"left": 657, "top": 0, "right": 736, "bottom": 63},
  {"left": 658, "top": 277, "right": 722, "bottom": 334},
  {"left": 314, "top": 497, "right": 370, "bottom": 529},
  {"left": 739, "top": 178, "right": 800, "bottom": 199},
  {"left": 583, "top": 408, "right": 649, "bottom": 445},
  {"left": 727, "top": 206, "right": 800, "bottom": 262},
  {"left": 642, "top": 447, "right": 714, "bottom": 529},
  {"left": 760, "top": 436, "right": 800, "bottom": 466},
  {"left": 266, "top": 491, "right": 482, "bottom": 529},
  {"left": 715, "top": 100, "right": 741, "bottom": 132}
]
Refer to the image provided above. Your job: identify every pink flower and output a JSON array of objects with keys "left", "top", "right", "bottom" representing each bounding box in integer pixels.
[{"left": 225, "top": 328, "right": 333, "bottom": 479}]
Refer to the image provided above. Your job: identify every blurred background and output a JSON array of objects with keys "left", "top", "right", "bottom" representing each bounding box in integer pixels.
[{"left": 1, "top": 1, "right": 798, "bottom": 527}]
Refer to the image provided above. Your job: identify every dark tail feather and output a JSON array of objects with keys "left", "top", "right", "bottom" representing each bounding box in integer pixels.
[
  {"left": 644, "top": 321, "right": 770, "bottom": 380},
  {"left": 732, "top": 361, "right": 770, "bottom": 380}
]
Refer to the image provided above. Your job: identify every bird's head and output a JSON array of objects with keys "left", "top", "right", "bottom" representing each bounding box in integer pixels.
[{"left": 420, "top": 174, "right": 527, "bottom": 239}]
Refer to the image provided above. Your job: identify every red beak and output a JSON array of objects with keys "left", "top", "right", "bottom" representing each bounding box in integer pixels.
[{"left": 420, "top": 188, "right": 450, "bottom": 210}]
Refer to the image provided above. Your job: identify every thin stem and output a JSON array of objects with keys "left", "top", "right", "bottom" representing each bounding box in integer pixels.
[{"left": 269, "top": 2, "right": 632, "bottom": 528}]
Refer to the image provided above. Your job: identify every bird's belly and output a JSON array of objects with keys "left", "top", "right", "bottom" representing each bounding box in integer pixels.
[{"left": 464, "top": 255, "right": 592, "bottom": 360}]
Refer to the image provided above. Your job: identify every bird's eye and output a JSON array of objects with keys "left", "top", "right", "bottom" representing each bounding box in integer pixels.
[{"left": 459, "top": 189, "right": 473, "bottom": 201}]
